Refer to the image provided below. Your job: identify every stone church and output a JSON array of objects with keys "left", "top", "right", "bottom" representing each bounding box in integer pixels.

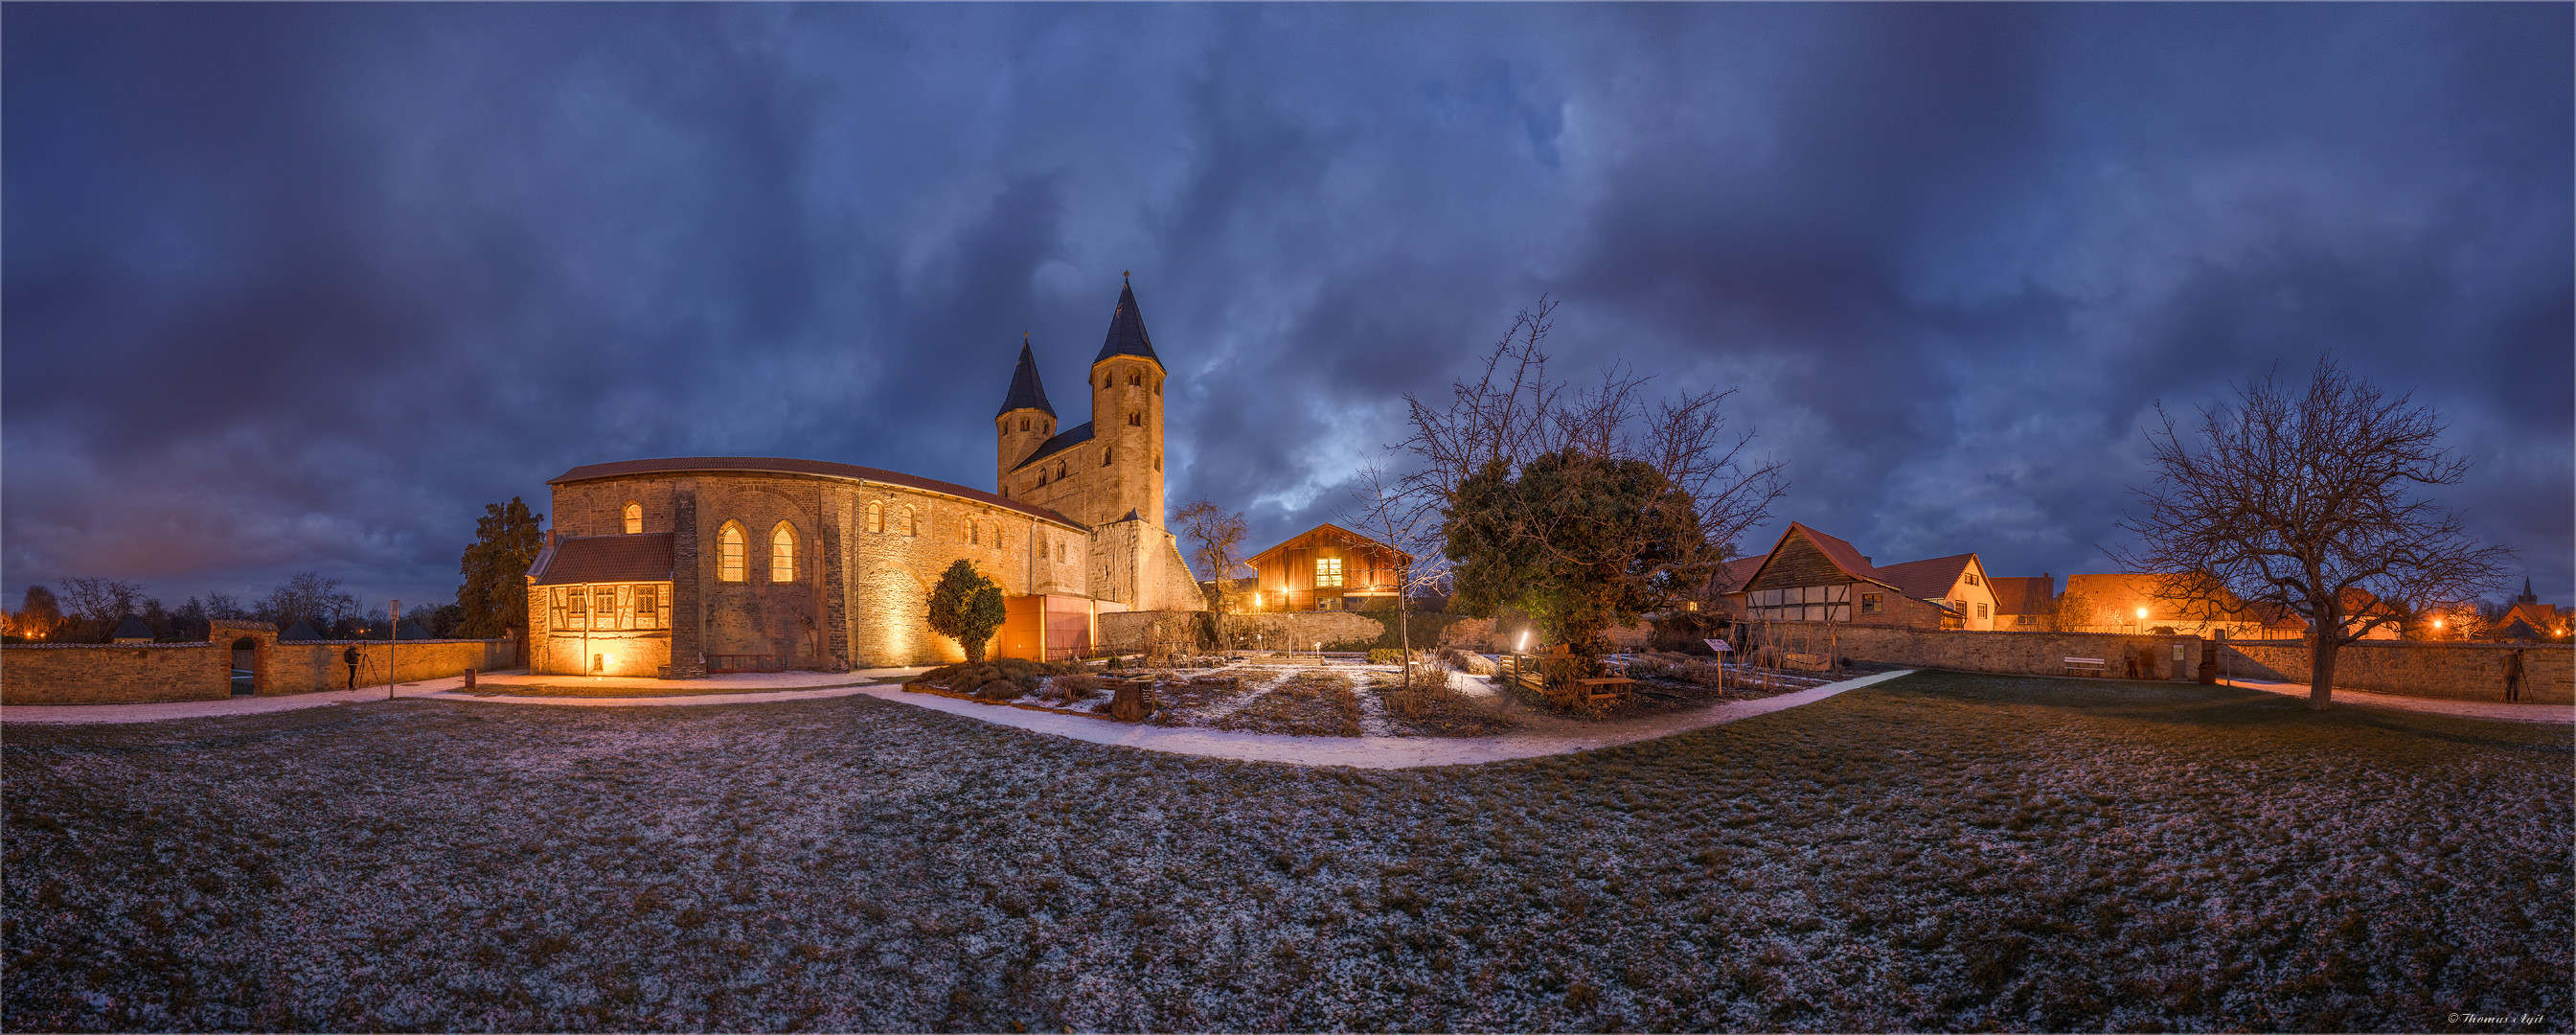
[{"left": 525, "top": 280, "right": 1204, "bottom": 677}]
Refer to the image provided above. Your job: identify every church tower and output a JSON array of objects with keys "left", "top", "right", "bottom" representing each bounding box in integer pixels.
[
  {"left": 995, "top": 336, "right": 1056, "bottom": 487},
  {"left": 1089, "top": 276, "right": 1166, "bottom": 529}
]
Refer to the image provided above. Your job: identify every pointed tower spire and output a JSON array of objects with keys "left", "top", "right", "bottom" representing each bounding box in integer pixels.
[
  {"left": 996, "top": 336, "right": 1055, "bottom": 418},
  {"left": 1094, "top": 279, "right": 1162, "bottom": 367},
  {"left": 2520, "top": 576, "right": 2538, "bottom": 603}
]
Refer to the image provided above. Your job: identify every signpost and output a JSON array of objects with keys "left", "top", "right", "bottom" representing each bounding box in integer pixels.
[{"left": 388, "top": 599, "right": 399, "bottom": 699}]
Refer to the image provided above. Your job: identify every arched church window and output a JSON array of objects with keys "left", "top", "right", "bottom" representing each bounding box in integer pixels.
[
  {"left": 1154, "top": 379, "right": 1161, "bottom": 397},
  {"left": 902, "top": 506, "right": 918, "bottom": 537},
  {"left": 866, "top": 501, "right": 883, "bottom": 534},
  {"left": 1056, "top": 462, "right": 1067, "bottom": 479},
  {"left": 1018, "top": 418, "right": 1030, "bottom": 432},
  {"left": 1038, "top": 537, "right": 1049, "bottom": 559},
  {"left": 1154, "top": 452, "right": 1162, "bottom": 472},
  {"left": 1128, "top": 412, "right": 1141, "bottom": 426},
  {"left": 771, "top": 523, "right": 797, "bottom": 583},
  {"left": 1128, "top": 371, "right": 1142, "bottom": 386},
  {"left": 623, "top": 501, "right": 643, "bottom": 535},
  {"left": 1103, "top": 448, "right": 1113, "bottom": 466},
  {"left": 718, "top": 522, "right": 747, "bottom": 583}
]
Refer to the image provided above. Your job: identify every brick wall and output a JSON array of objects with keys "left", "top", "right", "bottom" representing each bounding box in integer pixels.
[{"left": 2219, "top": 640, "right": 2571, "bottom": 705}]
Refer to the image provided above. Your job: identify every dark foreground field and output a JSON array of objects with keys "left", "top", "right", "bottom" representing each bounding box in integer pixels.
[{"left": 5, "top": 674, "right": 2567, "bottom": 1031}]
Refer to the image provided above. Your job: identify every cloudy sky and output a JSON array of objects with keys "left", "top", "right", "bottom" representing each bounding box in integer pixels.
[{"left": 6, "top": 3, "right": 2569, "bottom": 615}]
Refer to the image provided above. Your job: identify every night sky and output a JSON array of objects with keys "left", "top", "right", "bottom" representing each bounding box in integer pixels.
[{"left": 6, "top": 4, "right": 2569, "bottom": 617}]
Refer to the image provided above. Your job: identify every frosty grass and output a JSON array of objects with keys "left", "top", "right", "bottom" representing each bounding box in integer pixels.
[{"left": 5, "top": 671, "right": 2567, "bottom": 1031}]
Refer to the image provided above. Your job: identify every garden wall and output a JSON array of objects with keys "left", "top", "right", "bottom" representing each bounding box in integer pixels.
[
  {"left": 2216, "top": 640, "right": 2570, "bottom": 704},
  {"left": 0, "top": 643, "right": 231, "bottom": 704},
  {"left": 1776, "top": 623, "right": 2202, "bottom": 680},
  {"left": 1097, "top": 610, "right": 1386, "bottom": 653},
  {"left": 2, "top": 624, "right": 521, "bottom": 705},
  {"left": 1768, "top": 621, "right": 2574, "bottom": 704}
]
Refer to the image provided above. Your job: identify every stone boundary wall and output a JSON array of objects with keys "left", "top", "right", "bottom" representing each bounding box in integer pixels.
[
  {"left": 1778, "top": 623, "right": 2204, "bottom": 680},
  {"left": 2218, "top": 641, "right": 2571, "bottom": 705},
  {"left": 1097, "top": 610, "right": 1384, "bottom": 654},
  {"left": 1769, "top": 622, "right": 2574, "bottom": 704},
  {"left": 0, "top": 643, "right": 230, "bottom": 704},
  {"left": 2, "top": 637, "right": 519, "bottom": 705}
]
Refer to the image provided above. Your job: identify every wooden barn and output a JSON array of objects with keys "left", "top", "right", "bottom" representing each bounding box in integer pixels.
[{"left": 1242, "top": 523, "right": 1411, "bottom": 612}]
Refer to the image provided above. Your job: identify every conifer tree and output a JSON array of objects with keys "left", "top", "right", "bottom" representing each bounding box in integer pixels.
[{"left": 927, "top": 560, "right": 1009, "bottom": 662}]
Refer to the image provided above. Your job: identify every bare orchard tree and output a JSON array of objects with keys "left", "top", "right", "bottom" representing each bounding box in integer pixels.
[
  {"left": 1172, "top": 499, "right": 1251, "bottom": 651},
  {"left": 1399, "top": 297, "right": 1788, "bottom": 629},
  {"left": 1342, "top": 461, "right": 1457, "bottom": 689},
  {"left": 2111, "top": 356, "right": 2510, "bottom": 710}
]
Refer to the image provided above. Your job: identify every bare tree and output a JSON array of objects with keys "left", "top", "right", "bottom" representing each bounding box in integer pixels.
[
  {"left": 2111, "top": 356, "right": 2511, "bottom": 710},
  {"left": 1172, "top": 499, "right": 1251, "bottom": 651},
  {"left": 258, "top": 571, "right": 359, "bottom": 632},
  {"left": 1398, "top": 298, "right": 1788, "bottom": 646},
  {"left": 57, "top": 576, "right": 146, "bottom": 624},
  {"left": 1342, "top": 461, "right": 1457, "bottom": 688}
]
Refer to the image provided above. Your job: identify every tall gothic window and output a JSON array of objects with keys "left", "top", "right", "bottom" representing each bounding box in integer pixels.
[
  {"left": 622, "top": 501, "right": 643, "bottom": 535},
  {"left": 771, "top": 523, "right": 797, "bottom": 583},
  {"left": 866, "top": 501, "right": 883, "bottom": 534},
  {"left": 718, "top": 522, "right": 747, "bottom": 582},
  {"left": 902, "top": 506, "right": 918, "bottom": 536}
]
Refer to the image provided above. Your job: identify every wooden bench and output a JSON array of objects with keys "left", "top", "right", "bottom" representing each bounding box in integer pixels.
[
  {"left": 1576, "top": 677, "right": 1634, "bottom": 707},
  {"left": 2062, "top": 656, "right": 2107, "bottom": 677}
]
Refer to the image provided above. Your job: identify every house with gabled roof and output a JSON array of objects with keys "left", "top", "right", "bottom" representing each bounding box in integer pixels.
[
  {"left": 1241, "top": 523, "right": 1411, "bottom": 612},
  {"left": 1721, "top": 522, "right": 1967, "bottom": 630}
]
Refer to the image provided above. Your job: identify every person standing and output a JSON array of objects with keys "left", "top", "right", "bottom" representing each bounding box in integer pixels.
[
  {"left": 344, "top": 645, "right": 361, "bottom": 690},
  {"left": 2503, "top": 649, "right": 2524, "bottom": 703}
]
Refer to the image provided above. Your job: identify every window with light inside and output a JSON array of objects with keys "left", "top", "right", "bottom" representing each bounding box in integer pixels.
[{"left": 1314, "top": 556, "right": 1344, "bottom": 588}]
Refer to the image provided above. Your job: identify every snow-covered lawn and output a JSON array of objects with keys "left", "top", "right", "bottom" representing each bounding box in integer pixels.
[{"left": 5, "top": 672, "right": 2566, "bottom": 1031}]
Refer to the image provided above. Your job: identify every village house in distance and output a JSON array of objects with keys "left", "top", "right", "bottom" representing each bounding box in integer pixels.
[{"left": 524, "top": 280, "right": 1203, "bottom": 677}]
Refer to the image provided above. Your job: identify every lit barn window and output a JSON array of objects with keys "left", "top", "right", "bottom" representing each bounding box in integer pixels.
[
  {"left": 866, "top": 501, "right": 883, "bottom": 534},
  {"left": 1315, "top": 557, "right": 1345, "bottom": 588},
  {"left": 623, "top": 501, "right": 642, "bottom": 535},
  {"left": 636, "top": 584, "right": 659, "bottom": 626},
  {"left": 772, "top": 523, "right": 797, "bottom": 583},
  {"left": 718, "top": 522, "right": 747, "bottom": 582}
]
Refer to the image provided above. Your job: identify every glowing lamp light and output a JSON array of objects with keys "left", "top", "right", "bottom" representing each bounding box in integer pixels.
[
  {"left": 2135, "top": 608, "right": 2149, "bottom": 620},
  {"left": 1518, "top": 630, "right": 1532, "bottom": 653}
]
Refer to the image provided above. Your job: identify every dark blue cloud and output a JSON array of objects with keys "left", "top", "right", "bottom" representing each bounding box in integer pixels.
[{"left": 6, "top": 3, "right": 2567, "bottom": 613}]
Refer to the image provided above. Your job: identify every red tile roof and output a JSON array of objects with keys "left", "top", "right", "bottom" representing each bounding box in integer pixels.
[
  {"left": 1712, "top": 555, "right": 1766, "bottom": 594},
  {"left": 530, "top": 533, "right": 674, "bottom": 586},
  {"left": 1987, "top": 576, "right": 2057, "bottom": 615},
  {"left": 1874, "top": 553, "right": 1975, "bottom": 602},
  {"left": 550, "top": 456, "right": 1084, "bottom": 529}
]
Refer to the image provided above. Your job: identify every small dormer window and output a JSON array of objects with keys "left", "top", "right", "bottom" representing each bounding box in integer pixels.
[{"left": 1966, "top": 573, "right": 1980, "bottom": 586}]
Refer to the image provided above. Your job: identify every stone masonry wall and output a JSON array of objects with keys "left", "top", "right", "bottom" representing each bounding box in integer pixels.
[
  {"left": 549, "top": 471, "right": 1091, "bottom": 670},
  {"left": 2218, "top": 640, "right": 2571, "bottom": 704},
  {"left": 2, "top": 636, "right": 517, "bottom": 704},
  {"left": 1781, "top": 622, "right": 2572, "bottom": 704},
  {"left": 1, "top": 643, "right": 228, "bottom": 704},
  {"left": 1097, "top": 610, "right": 1385, "bottom": 653},
  {"left": 1771, "top": 622, "right": 2206, "bottom": 680}
]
